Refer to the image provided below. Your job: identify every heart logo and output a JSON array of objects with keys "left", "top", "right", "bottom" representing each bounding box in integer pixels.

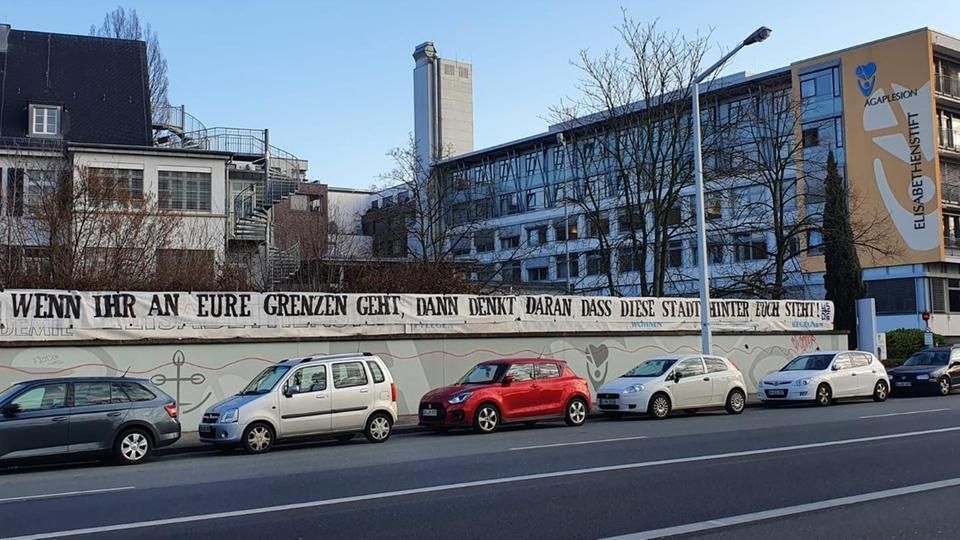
[
  {"left": 855, "top": 62, "right": 877, "bottom": 97},
  {"left": 586, "top": 344, "right": 608, "bottom": 366}
]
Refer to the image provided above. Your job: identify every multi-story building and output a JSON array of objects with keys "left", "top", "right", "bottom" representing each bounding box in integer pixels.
[{"left": 422, "top": 29, "right": 960, "bottom": 337}]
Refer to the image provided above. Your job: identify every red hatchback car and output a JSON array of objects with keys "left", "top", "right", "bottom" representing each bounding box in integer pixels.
[{"left": 418, "top": 358, "right": 591, "bottom": 434}]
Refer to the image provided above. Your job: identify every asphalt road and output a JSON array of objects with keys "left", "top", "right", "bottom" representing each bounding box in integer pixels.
[{"left": 3, "top": 393, "right": 960, "bottom": 539}]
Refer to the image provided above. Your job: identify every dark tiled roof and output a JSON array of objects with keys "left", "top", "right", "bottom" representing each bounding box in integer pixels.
[{"left": 0, "top": 29, "right": 151, "bottom": 146}]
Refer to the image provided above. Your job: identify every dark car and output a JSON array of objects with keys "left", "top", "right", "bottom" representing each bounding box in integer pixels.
[
  {"left": 0, "top": 377, "right": 180, "bottom": 465},
  {"left": 418, "top": 359, "right": 591, "bottom": 434},
  {"left": 888, "top": 347, "right": 960, "bottom": 396}
]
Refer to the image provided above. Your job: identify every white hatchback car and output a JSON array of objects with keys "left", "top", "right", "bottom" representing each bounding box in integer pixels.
[
  {"left": 597, "top": 355, "right": 747, "bottom": 419},
  {"left": 758, "top": 350, "right": 889, "bottom": 406}
]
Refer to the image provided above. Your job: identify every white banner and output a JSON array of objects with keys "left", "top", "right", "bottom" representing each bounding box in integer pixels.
[{"left": 0, "top": 290, "right": 834, "bottom": 342}]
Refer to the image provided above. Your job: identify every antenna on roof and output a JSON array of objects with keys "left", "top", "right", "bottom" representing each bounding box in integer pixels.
[
  {"left": 537, "top": 343, "right": 549, "bottom": 359},
  {"left": 120, "top": 366, "right": 130, "bottom": 378}
]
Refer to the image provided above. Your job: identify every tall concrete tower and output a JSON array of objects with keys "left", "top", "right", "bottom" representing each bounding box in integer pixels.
[{"left": 413, "top": 42, "right": 474, "bottom": 168}]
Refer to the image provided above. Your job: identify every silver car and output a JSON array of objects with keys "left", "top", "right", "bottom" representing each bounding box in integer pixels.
[{"left": 199, "top": 353, "right": 398, "bottom": 453}]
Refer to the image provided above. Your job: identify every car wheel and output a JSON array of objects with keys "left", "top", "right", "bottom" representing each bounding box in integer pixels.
[
  {"left": 242, "top": 422, "right": 275, "bottom": 454},
  {"left": 938, "top": 377, "right": 951, "bottom": 396},
  {"left": 647, "top": 393, "right": 671, "bottom": 419},
  {"left": 364, "top": 412, "right": 393, "bottom": 443},
  {"left": 815, "top": 384, "right": 832, "bottom": 407},
  {"left": 872, "top": 380, "right": 889, "bottom": 402},
  {"left": 564, "top": 398, "right": 588, "bottom": 427},
  {"left": 335, "top": 434, "right": 355, "bottom": 442},
  {"left": 473, "top": 404, "right": 500, "bottom": 434},
  {"left": 114, "top": 428, "right": 152, "bottom": 465},
  {"left": 725, "top": 389, "right": 746, "bottom": 414}
]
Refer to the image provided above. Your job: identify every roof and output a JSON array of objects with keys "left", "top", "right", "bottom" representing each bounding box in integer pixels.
[
  {"left": 0, "top": 27, "right": 151, "bottom": 146},
  {"left": 478, "top": 358, "right": 568, "bottom": 365},
  {"left": 14, "top": 376, "right": 151, "bottom": 384},
  {"left": 69, "top": 142, "right": 233, "bottom": 159}
]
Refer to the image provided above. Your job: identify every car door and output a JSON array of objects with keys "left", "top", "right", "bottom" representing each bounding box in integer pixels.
[
  {"left": 330, "top": 361, "right": 373, "bottom": 431},
  {"left": 704, "top": 356, "right": 734, "bottom": 406},
  {"left": 0, "top": 383, "right": 69, "bottom": 460},
  {"left": 68, "top": 381, "right": 133, "bottom": 453},
  {"left": 278, "top": 364, "right": 332, "bottom": 437},
  {"left": 534, "top": 362, "right": 565, "bottom": 416},
  {"left": 499, "top": 363, "right": 539, "bottom": 419},
  {"left": 669, "top": 358, "right": 712, "bottom": 408},
  {"left": 830, "top": 354, "right": 857, "bottom": 397},
  {"left": 853, "top": 353, "right": 879, "bottom": 396}
]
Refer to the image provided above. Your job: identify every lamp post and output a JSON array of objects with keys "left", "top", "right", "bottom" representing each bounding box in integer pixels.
[{"left": 692, "top": 26, "right": 771, "bottom": 355}]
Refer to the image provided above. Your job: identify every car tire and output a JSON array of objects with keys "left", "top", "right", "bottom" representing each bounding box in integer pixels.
[
  {"left": 473, "top": 403, "right": 500, "bottom": 434},
  {"left": 938, "top": 377, "right": 951, "bottom": 397},
  {"left": 114, "top": 428, "right": 153, "bottom": 465},
  {"left": 242, "top": 422, "right": 275, "bottom": 454},
  {"left": 647, "top": 393, "right": 671, "bottom": 419},
  {"left": 725, "top": 389, "right": 746, "bottom": 414},
  {"left": 815, "top": 384, "right": 832, "bottom": 407},
  {"left": 364, "top": 412, "right": 393, "bottom": 443},
  {"left": 564, "top": 398, "right": 588, "bottom": 427},
  {"left": 335, "top": 434, "right": 355, "bottom": 443},
  {"left": 872, "top": 380, "right": 889, "bottom": 402}
]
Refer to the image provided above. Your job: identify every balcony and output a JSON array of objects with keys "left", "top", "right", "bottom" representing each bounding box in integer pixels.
[
  {"left": 937, "top": 73, "right": 960, "bottom": 101},
  {"left": 941, "top": 128, "right": 960, "bottom": 154}
]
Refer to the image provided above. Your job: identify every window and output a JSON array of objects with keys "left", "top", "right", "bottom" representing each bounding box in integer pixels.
[
  {"left": 668, "top": 240, "right": 683, "bottom": 268},
  {"left": 554, "top": 218, "right": 578, "bottom": 241},
  {"left": 734, "top": 233, "right": 767, "bottom": 262},
  {"left": 705, "top": 357, "right": 728, "bottom": 373},
  {"left": 706, "top": 193, "right": 723, "bottom": 221},
  {"left": 666, "top": 204, "right": 682, "bottom": 226},
  {"left": 675, "top": 358, "right": 706, "bottom": 377},
  {"left": 536, "top": 363, "right": 561, "bottom": 379},
  {"left": 475, "top": 230, "right": 495, "bottom": 253},
  {"left": 451, "top": 238, "right": 471, "bottom": 256},
  {"left": 617, "top": 207, "right": 644, "bottom": 232},
  {"left": 500, "top": 234, "right": 520, "bottom": 250},
  {"left": 505, "top": 363, "right": 535, "bottom": 382},
  {"left": 618, "top": 246, "right": 643, "bottom": 273},
  {"left": 291, "top": 365, "right": 327, "bottom": 393},
  {"left": 556, "top": 254, "right": 579, "bottom": 279},
  {"left": 806, "top": 229, "right": 824, "bottom": 255},
  {"left": 475, "top": 198, "right": 492, "bottom": 219},
  {"left": 866, "top": 278, "right": 917, "bottom": 315},
  {"left": 158, "top": 170, "right": 212, "bottom": 211},
  {"left": 802, "top": 127, "right": 820, "bottom": 147},
  {"left": 800, "top": 78, "right": 817, "bottom": 99},
  {"left": 832, "top": 355, "right": 853, "bottom": 370},
  {"left": 586, "top": 250, "right": 609, "bottom": 276},
  {"left": 527, "top": 266, "right": 549, "bottom": 282},
  {"left": 118, "top": 383, "right": 156, "bottom": 402},
  {"left": 366, "top": 361, "right": 386, "bottom": 384},
  {"left": 585, "top": 212, "right": 610, "bottom": 238},
  {"left": 74, "top": 382, "right": 113, "bottom": 407},
  {"left": 25, "top": 169, "right": 56, "bottom": 210},
  {"left": 451, "top": 202, "right": 471, "bottom": 225},
  {"left": 30, "top": 104, "right": 61, "bottom": 136},
  {"left": 527, "top": 225, "right": 547, "bottom": 246},
  {"left": 332, "top": 362, "right": 368, "bottom": 388},
  {"left": 499, "top": 193, "right": 519, "bottom": 215},
  {"left": 501, "top": 261, "right": 522, "bottom": 282},
  {"left": 525, "top": 154, "right": 538, "bottom": 176},
  {"left": 6, "top": 168, "right": 24, "bottom": 216},
  {"left": 526, "top": 189, "right": 544, "bottom": 210},
  {"left": 708, "top": 238, "right": 725, "bottom": 264},
  {"left": 553, "top": 181, "right": 571, "bottom": 203},
  {"left": 586, "top": 175, "right": 611, "bottom": 199},
  {"left": 851, "top": 353, "right": 873, "bottom": 368},
  {"left": 11, "top": 384, "right": 67, "bottom": 412}
]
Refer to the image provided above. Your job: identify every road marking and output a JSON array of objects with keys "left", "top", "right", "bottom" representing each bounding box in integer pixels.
[
  {"left": 859, "top": 408, "right": 950, "bottom": 419},
  {"left": 5, "top": 426, "right": 960, "bottom": 540},
  {"left": 0, "top": 487, "right": 135, "bottom": 505},
  {"left": 601, "top": 476, "right": 960, "bottom": 539},
  {"left": 510, "top": 436, "right": 648, "bottom": 451}
]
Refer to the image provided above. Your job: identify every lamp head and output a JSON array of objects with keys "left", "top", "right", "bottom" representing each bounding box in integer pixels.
[{"left": 743, "top": 26, "right": 772, "bottom": 46}]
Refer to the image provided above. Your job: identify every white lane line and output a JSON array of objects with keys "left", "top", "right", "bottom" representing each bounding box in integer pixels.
[
  {"left": 0, "top": 487, "right": 135, "bottom": 505},
  {"left": 6, "top": 425, "right": 960, "bottom": 540},
  {"left": 601, "top": 476, "right": 960, "bottom": 539},
  {"left": 510, "top": 436, "right": 648, "bottom": 451},
  {"left": 860, "top": 408, "right": 950, "bottom": 419}
]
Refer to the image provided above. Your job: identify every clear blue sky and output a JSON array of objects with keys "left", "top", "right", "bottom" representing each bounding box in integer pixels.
[{"left": 2, "top": 1, "right": 958, "bottom": 188}]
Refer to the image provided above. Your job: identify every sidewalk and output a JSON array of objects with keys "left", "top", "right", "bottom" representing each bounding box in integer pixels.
[{"left": 161, "top": 394, "right": 763, "bottom": 456}]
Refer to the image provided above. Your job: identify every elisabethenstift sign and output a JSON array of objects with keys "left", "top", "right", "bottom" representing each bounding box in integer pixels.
[{"left": 0, "top": 290, "right": 834, "bottom": 342}]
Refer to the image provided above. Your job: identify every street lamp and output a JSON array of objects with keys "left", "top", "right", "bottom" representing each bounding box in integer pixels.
[{"left": 691, "top": 26, "right": 771, "bottom": 355}]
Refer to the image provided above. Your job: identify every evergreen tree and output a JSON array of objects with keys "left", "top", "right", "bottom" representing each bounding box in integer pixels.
[{"left": 822, "top": 151, "right": 865, "bottom": 348}]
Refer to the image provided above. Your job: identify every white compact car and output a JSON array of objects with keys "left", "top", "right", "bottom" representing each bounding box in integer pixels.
[
  {"left": 757, "top": 350, "right": 889, "bottom": 406},
  {"left": 597, "top": 355, "right": 747, "bottom": 419},
  {"left": 199, "top": 353, "right": 398, "bottom": 453}
]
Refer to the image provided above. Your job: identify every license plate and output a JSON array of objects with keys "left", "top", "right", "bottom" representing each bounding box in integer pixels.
[
  {"left": 895, "top": 381, "right": 912, "bottom": 387},
  {"left": 421, "top": 409, "right": 438, "bottom": 417},
  {"left": 599, "top": 398, "right": 617, "bottom": 406},
  {"left": 766, "top": 390, "right": 787, "bottom": 398},
  {"left": 199, "top": 425, "right": 213, "bottom": 435}
]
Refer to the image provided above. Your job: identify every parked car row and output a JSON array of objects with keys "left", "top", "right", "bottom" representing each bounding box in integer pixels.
[{"left": 1, "top": 347, "right": 957, "bottom": 466}]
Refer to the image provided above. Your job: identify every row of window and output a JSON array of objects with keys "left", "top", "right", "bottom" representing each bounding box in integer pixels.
[
  {"left": 10, "top": 382, "right": 156, "bottom": 413},
  {"left": 286, "top": 361, "right": 387, "bottom": 395}
]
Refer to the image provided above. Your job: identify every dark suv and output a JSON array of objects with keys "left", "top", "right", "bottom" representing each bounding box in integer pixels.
[{"left": 0, "top": 377, "right": 180, "bottom": 465}]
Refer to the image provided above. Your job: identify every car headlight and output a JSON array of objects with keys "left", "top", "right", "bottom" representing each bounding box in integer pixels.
[
  {"left": 757, "top": 380, "right": 765, "bottom": 387},
  {"left": 448, "top": 392, "right": 473, "bottom": 404},
  {"left": 220, "top": 408, "right": 239, "bottom": 423},
  {"left": 623, "top": 384, "right": 645, "bottom": 394},
  {"left": 916, "top": 374, "right": 930, "bottom": 380},
  {"left": 795, "top": 379, "right": 811, "bottom": 386}
]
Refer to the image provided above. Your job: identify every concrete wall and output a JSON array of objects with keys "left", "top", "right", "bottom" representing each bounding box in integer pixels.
[{"left": 0, "top": 331, "right": 845, "bottom": 431}]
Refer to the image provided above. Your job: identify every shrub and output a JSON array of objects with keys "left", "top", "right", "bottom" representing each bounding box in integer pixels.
[{"left": 885, "top": 328, "right": 945, "bottom": 363}]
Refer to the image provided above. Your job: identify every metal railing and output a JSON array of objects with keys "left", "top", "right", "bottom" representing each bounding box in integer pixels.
[
  {"left": 232, "top": 185, "right": 256, "bottom": 230},
  {"left": 153, "top": 105, "right": 207, "bottom": 134},
  {"left": 937, "top": 73, "right": 960, "bottom": 100}
]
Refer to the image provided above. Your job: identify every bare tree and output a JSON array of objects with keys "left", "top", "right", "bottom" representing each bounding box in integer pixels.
[{"left": 91, "top": 6, "right": 170, "bottom": 123}]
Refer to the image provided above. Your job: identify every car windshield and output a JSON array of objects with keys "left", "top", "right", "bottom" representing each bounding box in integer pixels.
[
  {"left": 781, "top": 354, "right": 834, "bottom": 371},
  {"left": 457, "top": 364, "right": 508, "bottom": 385},
  {"left": 240, "top": 366, "right": 291, "bottom": 395},
  {"left": 623, "top": 358, "right": 677, "bottom": 378},
  {"left": 903, "top": 351, "right": 949, "bottom": 366},
  {"left": 0, "top": 383, "right": 25, "bottom": 404}
]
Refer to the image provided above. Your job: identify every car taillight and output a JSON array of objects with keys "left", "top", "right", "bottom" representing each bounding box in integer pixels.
[
  {"left": 390, "top": 383, "right": 397, "bottom": 402},
  {"left": 164, "top": 402, "right": 178, "bottom": 418}
]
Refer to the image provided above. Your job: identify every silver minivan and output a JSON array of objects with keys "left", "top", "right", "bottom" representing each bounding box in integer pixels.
[{"left": 199, "top": 353, "right": 398, "bottom": 454}]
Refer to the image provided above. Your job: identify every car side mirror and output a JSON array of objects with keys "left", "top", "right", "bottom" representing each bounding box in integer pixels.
[
  {"left": 672, "top": 371, "right": 683, "bottom": 383},
  {"left": 831, "top": 364, "right": 840, "bottom": 371},
  {"left": 2, "top": 403, "right": 21, "bottom": 417},
  {"left": 952, "top": 362, "right": 960, "bottom": 368},
  {"left": 502, "top": 375, "right": 515, "bottom": 386},
  {"left": 283, "top": 384, "right": 299, "bottom": 398}
]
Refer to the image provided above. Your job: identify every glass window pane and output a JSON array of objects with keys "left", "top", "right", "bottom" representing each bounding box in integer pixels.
[
  {"left": 12, "top": 384, "right": 67, "bottom": 411},
  {"left": 505, "top": 363, "right": 535, "bottom": 381},
  {"left": 74, "top": 382, "right": 113, "bottom": 407},
  {"left": 292, "top": 365, "right": 327, "bottom": 393},
  {"left": 366, "top": 361, "right": 386, "bottom": 384},
  {"left": 333, "top": 361, "right": 368, "bottom": 388}
]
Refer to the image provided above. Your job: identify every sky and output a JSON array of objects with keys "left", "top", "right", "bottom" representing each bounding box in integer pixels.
[{"left": 2, "top": 1, "right": 958, "bottom": 188}]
